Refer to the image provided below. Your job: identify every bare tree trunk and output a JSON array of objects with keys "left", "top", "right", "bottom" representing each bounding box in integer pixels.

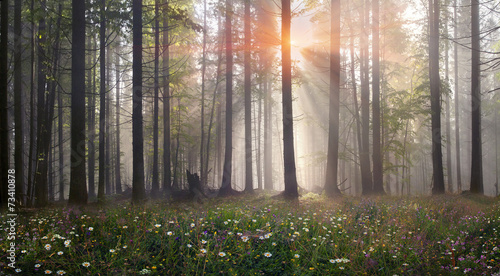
[
  {"left": 204, "top": 14, "right": 224, "bottom": 189},
  {"left": 453, "top": 0, "right": 462, "bottom": 192},
  {"left": 34, "top": 1, "right": 51, "bottom": 208},
  {"left": 132, "top": 0, "right": 146, "bottom": 203},
  {"left": 445, "top": 4, "right": 452, "bottom": 193},
  {"left": 163, "top": 0, "right": 171, "bottom": 193},
  {"left": 105, "top": 39, "right": 111, "bottom": 195},
  {"left": 13, "top": 0, "right": 25, "bottom": 206},
  {"left": 219, "top": 0, "right": 235, "bottom": 196},
  {"left": 360, "top": 0, "right": 373, "bottom": 195},
  {"left": 88, "top": 34, "right": 97, "bottom": 199},
  {"left": 200, "top": 0, "right": 207, "bottom": 188},
  {"left": 152, "top": 0, "right": 160, "bottom": 195},
  {"left": 98, "top": 0, "right": 106, "bottom": 202},
  {"left": 48, "top": 123, "right": 54, "bottom": 202},
  {"left": 115, "top": 39, "right": 122, "bottom": 194},
  {"left": 68, "top": 0, "right": 88, "bottom": 206},
  {"left": 429, "top": 0, "right": 445, "bottom": 194},
  {"left": 469, "top": 0, "right": 482, "bottom": 194},
  {"left": 0, "top": 0, "right": 8, "bottom": 209},
  {"left": 255, "top": 88, "right": 263, "bottom": 190},
  {"left": 281, "top": 0, "right": 299, "bottom": 198},
  {"left": 58, "top": 73, "right": 64, "bottom": 201},
  {"left": 325, "top": 0, "right": 342, "bottom": 196},
  {"left": 244, "top": 0, "right": 253, "bottom": 193},
  {"left": 371, "top": 0, "right": 384, "bottom": 194}
]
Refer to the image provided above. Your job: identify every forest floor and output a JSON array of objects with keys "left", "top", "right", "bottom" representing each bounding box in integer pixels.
[{"left": 1, "top": 192, "right": 500, "bottom": 275}]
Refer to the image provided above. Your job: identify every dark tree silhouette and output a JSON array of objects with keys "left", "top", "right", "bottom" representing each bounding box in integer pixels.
[
  {"left": 14, "top": 0, "right": 24, "bottom": 205},
  {"left": 163, "top": 0, "right": 172, "bottom": 193},
  {"left": 371, "top": 0, "right": 385, "bottom": 195},
  {"left": 98, "top": 0, "right": 106, "bottom": 202},
  {"left": 453, "top": 0, "right": 462, "bottom": 192},
  {"left": 324, "top": 0, "right": 342, "bottom": 197},
  {"left": 429, "top": 0, "right": 445, "bottom": 194},
  {"left": 115, "top": 39, "right": 122, "bottom": 194},
  {"left": 132, "top": 0, "right": 146, "bottom": 203},
  {"left": 0, "top": 0, "right": 8, "bottom": 209},
  {"left": 470, "top": 0, "right": 483, "bottom": 194},
  {"left": 152, "top": 0, "right": 160, "bottom": 195},
  {"left": 281, "top": 0, "right": 298, "bottom": 199},
  {"left": 360, "top": 0, "right": 373, "bottom": 195},
  {"left": 68, "top": 0, "right": 88, "bottom": 206},
  {"left": 219, "top": 0, "right": 235, "bottom": 197},
  {"left": 244, "top": 0, "right": 254, "bottom": 194}
]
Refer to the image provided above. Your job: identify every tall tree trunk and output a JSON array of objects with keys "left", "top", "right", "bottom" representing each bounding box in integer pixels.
[
  {"left": 132, "top": 0, "right": 146, "bottom": 203},
  {"left": 58, "top": 72, "right": 64, "bottom": 201},
  {"left": 216, "top": 95, "right": 222, "bottom": 187},
  {"left": 469, "top": 0, "right": 482, "bottom": 194},
  {"left": 105, "top": 45, "right": 111, "bottom": 195},
  {"left": 98, "top": 0, "right": 106, "bottom": 202},
  {"left": 371, "top": 0, "right": 384, "bottom": 194},
  {"left": 281, "top": 0, "right": 299, "bottom": 198},
  {"left": 244, "top": 0, "right": 253, "bottom": 193},
  {"left": 115, "top": 38, "right": 122, "bottom": 194},
  {"left": 200, "top": 0, "right": 207, "bottom": 188},
  {"left": 27, "top": 0, "right": 36, "bottom": 207},
  {"left": 445, "top": 4, "right": 452, "bottom": 193},
  {"left": 348, "top": 15, "right": 362, "bottom": 196},
  {"left": 14, "top": 0, "right": 24, "bottom": 205},
  {"left": 255, "top": 88, "right": 263, "bottom": 190},
  {"left": 325, "top": 0, "right": 342, "bottom": 196},
  {"left": 430, "top": 0, "right": 445, "bottom": 194},
  {"left": 34, "top": 1, "right": 49, "bottom": 208},
  {"left": 0, "top": 0, "right": 8, "bottom": 209},
  {"left": 68, "top": 0, "right": 88, "bottom": 206},
  {"left": 453, "top": 0, "right": 462, "bottom": 192},
  {"left": 204, "top": 14, "right": 224, "bottom": 189},
  {"left": 152, "top": 0, "right": 160, "bottom": 195},
  {"left": 264, "top": 76, "right": 273, "bottom": 190},
  {"left": 163, "top": 0, "right": 171, "bottom": 193},
  {"left": 88, "top": 34, "right": 97, "bottom": 199},
  {"left": 48, "top": 123, "right": 54, "bottom": 202},
  {"left": 360, "top": 0, "right": 373, "bottom": 195},
  {"left": 219, "top": 0, "right": 234, "bottom": 196}
]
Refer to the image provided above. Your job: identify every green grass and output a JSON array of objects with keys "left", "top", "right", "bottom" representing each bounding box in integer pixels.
[{"left": 1, "top": 193, "right": 500, "bottom": 275}]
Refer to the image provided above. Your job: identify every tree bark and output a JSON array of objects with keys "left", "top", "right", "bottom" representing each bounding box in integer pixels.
[
  {"left": 360, "top": 0, "right": 373, "bottom": 195},
  {"left": 219, "top": 0, "right": 234, "bottom": 196},
  {"left": 132, "top": 0, "right": 146, "bottom": 203},
  {"left": 14, "top": 0, "right": 24, "bottom": 205},
  {"left": 281, "top": 0, "right": 299, "bottom": 199},
  {"left": 34, "top": 1, "right": 49, "bottom": 208},
  {"left": 325, "top": 0, "right": 342, "bottom": 196},
  {"left": 371, "top": 0, "right": 384, "bottom": 194},
  {"left": 453, "top": 0, "right": 462, "bottom": 192},
  {"left": 115, "top": 38, "right": 122, "bottom": 194},
  {"left": 469, "top": 0, "right": 482, "bottom": 194},
  {"left": 152, "top": 0, "right": 160, "bottom": 195},
  {"left": 68, "top": 0, "right": 88, "bottom": 206},
  {"left": 244, "top": 0, "right": 254, "bottom": 193},
  {"left": 98, "top": 0, "right": 106, "bottom": 202},
  {"left": 163, "top": 0, "right": 171, "bottom": 193},
  {"left": 88, "top": 34, "right": 97, "bottom": 199},
  {"left": 0, "top": 0, "right": 8, "bottom": 210},
  {"left": 200, "top": 0, "right": 207, "bottom": 188},
  {"left": 58, "top": 69, "right": 64, "bottom": 201},
  {"left": 430, "top": 0, "right": 445, "bottom": 194}
]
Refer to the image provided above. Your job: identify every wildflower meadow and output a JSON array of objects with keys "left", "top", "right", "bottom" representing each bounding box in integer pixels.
[{"left": 1, "top": 193, "right": 500, "bottom": 275}]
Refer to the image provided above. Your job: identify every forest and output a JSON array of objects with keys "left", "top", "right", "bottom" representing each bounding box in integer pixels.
[{"left": 0, "top": 0, "right": 500, "bottom": 274}]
